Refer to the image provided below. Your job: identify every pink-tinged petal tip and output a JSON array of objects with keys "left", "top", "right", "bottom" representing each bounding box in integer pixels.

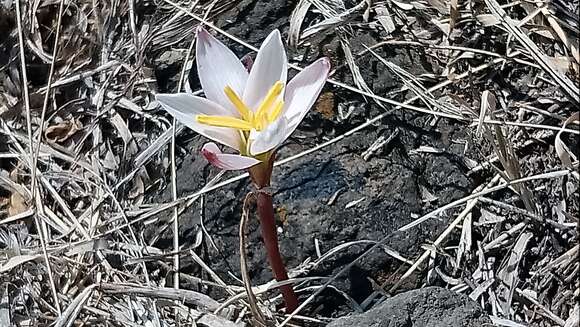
[
  {"left": 278, "top": 57, "right": 331, "bottom": 141},
  {"left": 320, "top": 57, "right": 331, "bottom": 70},
  {"left": 196, "top": 26, "right": 209, "bottom": 39},
  {"left": 201, "top": 143, "right": 261, "bottom": 170}
]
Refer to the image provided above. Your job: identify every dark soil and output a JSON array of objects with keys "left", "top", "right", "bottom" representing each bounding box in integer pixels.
[{"left": 149, "top": 0, "right": 479, "bottom": 319}]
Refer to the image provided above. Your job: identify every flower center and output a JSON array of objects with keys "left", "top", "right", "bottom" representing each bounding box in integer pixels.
[{"left": 195, "top": 81, "right": 284, "bottom": 132}]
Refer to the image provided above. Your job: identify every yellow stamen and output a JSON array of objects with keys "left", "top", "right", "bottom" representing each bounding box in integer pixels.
[
  {"left": 254, "top": 81, "right": 284, "bottom": 124},
  {"left": 196, "top": 81, "right": 285, "bottom": 133},
  {"left": 254, "top": 110, "right": 268, "bottom": 130},
  {"left": 224, "top": 86, "right": 253, "bottom": 122},
  {"left": 268, "top": 100, "right": 284, "bottom": 122},
  {"left": 196, "top": 115, "right": 254, "bottom": 130}
]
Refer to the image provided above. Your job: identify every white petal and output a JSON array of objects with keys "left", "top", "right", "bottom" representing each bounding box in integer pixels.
[
  {"left": 249, "top": 116, "right": 289, "bottom": 155},
  {"left": 156, "top": 93, "right": 241, "bottom": 151},
  {"left": 243, "top": 30, "right": 288, "bottom": 110},
  {"left": 281, "top": 57, "right": 330, "bottom": 140},
  {"left": 196, "top": 27, "right": 248, "bottom": 111},
  {"left": 185, "top": 79, "right": 193, "bottom": 94},
  {"left": 201, "top": 143, "right": 260, "bottom": 170}
]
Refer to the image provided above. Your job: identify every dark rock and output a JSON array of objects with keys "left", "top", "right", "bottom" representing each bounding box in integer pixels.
[
  {"left": 215, "top": 0, "right": 293, "bottom": 46},
  {"left": 327, "top": 287, "right": 491, "bottom": 327},
  {"left": 154, "top": 49, "right": 186, "bottom": 92}
]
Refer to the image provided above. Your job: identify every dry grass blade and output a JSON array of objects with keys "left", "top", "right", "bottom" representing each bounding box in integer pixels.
[
  {"left": 477, "top": 90, "right": 494, "bottom": 138},
  {"left": 485, "top": 0, "right": 579, "bottom": 104},
  {"left": 565, "top": 304, "right": 579, "bottom": 327},
  {"left": 0, "top": 253, "right": 41, "bottom": 273},
  {"left": 0, "top": 285, "right": 9, "bottom": 326},
  {"left": 482, "top": 91, "right": 537, "bottom": 214},
  {"left": 537, "top": 245, "right": 578, "bottom": 276},
  {"left": 13, "top": 0, "right": 62, "bottom": 314},
  {"left": 515, "top": 288, "right": 566, "bottom": 326},
  {"left": 374, "top": 4, "right": 396, "bottom": 34},
  {"left": 455, "top": 212, "right": 472, "bottom": 274},
  {"left": 54, "top": 284, "right": 97, "bottom": 327},
  {"left": 537, "top": 5, "right": 580, "bottom": 64},
  {"left": 99, "top": 283, "right": 220, "bottom": 311},
  {"left": 386, "top": 175, "right": 501, "bottom": 295},
  {"left": 490, "top": 316, "right": 529, "bottom": 327},
  {"left": 288, "top": 0, "right": 311, "bottom": 47},
  {"left": 300, "top": 1, "right": 368, "bottom": 40},
  {"left": 497, "top": 232, "right": 533, "bottom": 316},
  {"left": 555, "top": 112, "right": 579, "bottom": 177}
]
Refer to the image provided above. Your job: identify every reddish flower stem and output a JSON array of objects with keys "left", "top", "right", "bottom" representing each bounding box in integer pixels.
[
  {"left": 255, "top": 190, "right": 299, "bottom": 313},
  {"left": 249, "top": 154, "right": 299, "bottom": 313}
]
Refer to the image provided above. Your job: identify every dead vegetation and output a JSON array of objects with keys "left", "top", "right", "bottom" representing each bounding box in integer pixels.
[{"left": 0, "top": 0, "right": 578, "bottom": 326}]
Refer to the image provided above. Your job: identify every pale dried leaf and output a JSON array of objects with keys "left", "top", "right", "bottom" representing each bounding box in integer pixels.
[
  {"left": 288, "top": 0, "right": 311, "bottom": 47},
  {"left": 0, "top": 254, "right": 41, "bottom": 273},
  {"left": 565, "top": 303, "right": 579, "bottom": 327},
  {"left": 497, "top": 232, "right": 533, "bottom": 315},
  {"left": 392, "top": 0, "right": 414, "bottom": 10},
  {"left": 0, "top": 284, "right": 9, "bottom": 327},
  {"left": 44, "top": 119, "right": 82, "bottom": 144},
  {"left": 555, "top": 112, "right": 579, "bottom": 173},
  {"left": 375, "top": 5, "right": 396, "bottom": 34},
  {"left": 477, "top": 90, "right": 496, "bottom": 138}
]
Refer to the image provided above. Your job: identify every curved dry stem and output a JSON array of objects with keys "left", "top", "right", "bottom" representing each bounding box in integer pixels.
[{"left": 240, "top": 192, "right": 267, "bottom": 325}]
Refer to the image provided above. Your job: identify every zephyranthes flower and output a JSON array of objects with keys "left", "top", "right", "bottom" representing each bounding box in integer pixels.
[{"left": 156, "top": 27, "right": 330, "bottom": 170}]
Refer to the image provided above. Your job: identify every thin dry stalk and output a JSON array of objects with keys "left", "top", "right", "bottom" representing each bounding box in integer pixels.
[{"left": 239, "top": 192, "right": 267, "bottom": 326}]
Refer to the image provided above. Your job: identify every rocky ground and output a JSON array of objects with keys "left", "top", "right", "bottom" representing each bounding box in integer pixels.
[
  {"left": 1, "top": 0, "right": 578, "bottom": 326},
  {"left": 327, "top": 287, "right": 492, "bottom": 327}
]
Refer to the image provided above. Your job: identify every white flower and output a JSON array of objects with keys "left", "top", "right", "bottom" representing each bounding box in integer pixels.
[{"left": 156, "top": 27, "right": 330, "bottom": 170}]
